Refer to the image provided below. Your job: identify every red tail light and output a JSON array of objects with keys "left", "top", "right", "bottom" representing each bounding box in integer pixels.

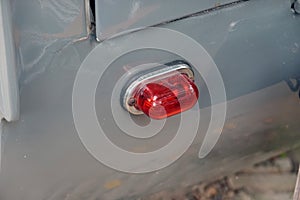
[{"left": 123, "top": 63, "right": 199, "bottom": 120}]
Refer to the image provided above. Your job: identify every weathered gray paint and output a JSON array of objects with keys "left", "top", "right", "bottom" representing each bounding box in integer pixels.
[
  {"left": 0, "top": 0, "right": 299, "bottom": 199},
  {"left": 0, "top": 0, "right": 19, "bottom": 121},
  {"left": 95, "top": 0, "right": 241, "bottom": 40},
  {"left": 12, "top": 0, "right": 89, "bottom": 86}
]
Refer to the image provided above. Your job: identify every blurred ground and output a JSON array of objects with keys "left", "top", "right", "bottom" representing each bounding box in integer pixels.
[{"left": 142, "top": 149, "right": 300, "bottom": 200}]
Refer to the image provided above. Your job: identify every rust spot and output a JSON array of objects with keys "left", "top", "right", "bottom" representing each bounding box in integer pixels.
[
  {"left": 104, "top": 180, "right": 121, "bottom": 190},
  {"left": 225, "top": 123, "right": 237, "bottom": 130},
  {"left": 215, "top": 2, "right": 221, "bottom": 7},
  {"left": 130, "top": 146, "right": 148, "bottom": 153}
]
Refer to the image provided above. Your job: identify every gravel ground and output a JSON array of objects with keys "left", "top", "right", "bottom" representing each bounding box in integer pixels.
[{"left": 143, "top": 149, "right": 300, "bottom": 200}]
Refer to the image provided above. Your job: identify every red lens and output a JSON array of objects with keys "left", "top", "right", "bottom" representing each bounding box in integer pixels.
[{"left": 133, "top": 72, "right": 199, "bottom": 120}]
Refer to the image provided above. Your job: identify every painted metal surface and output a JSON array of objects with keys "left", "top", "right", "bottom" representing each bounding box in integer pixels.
[
  {"left": 0, "top": 0, "right": 299, "bottom": 199},
  {"left": 95, "top": 0, "right": 241, "bottom": 40},
  {"left": 0, "top": 1, "right": 19, "bottom": 121},
  {"left": 12, "top": 0, "right": 89, "bottom": 86}
]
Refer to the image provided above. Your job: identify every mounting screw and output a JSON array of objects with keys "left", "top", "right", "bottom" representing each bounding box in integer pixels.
[{"left": 291, "top": 0, "right": 300, "bottom": 14}]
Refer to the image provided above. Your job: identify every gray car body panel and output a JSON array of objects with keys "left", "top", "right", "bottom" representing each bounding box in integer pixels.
[
  {"left": 0, "top": 0, "right": 300, "bottom": 199},
  {"left": 0, "top": 0, "right": 19, "bottom": 121},
  {"left": 95, "top": 0, "right": 238, "bottom": 40}
]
